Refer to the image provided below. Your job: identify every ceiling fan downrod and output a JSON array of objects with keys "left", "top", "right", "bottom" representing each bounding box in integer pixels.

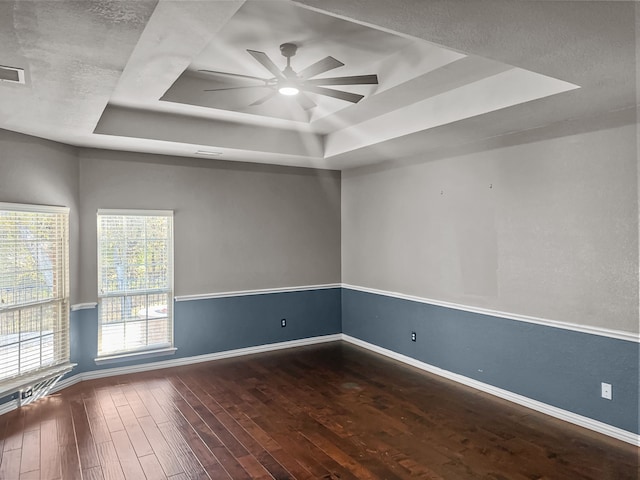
[{"left": 279, "top": 43, "right": 298, "bottom": 78}]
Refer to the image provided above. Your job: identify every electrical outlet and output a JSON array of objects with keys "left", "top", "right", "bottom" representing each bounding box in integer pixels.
[
  {"left": 411, "top": 332, "right": 416, "bottom": 342},
  {"left": 601, "top": 382, "right": 612, "bottom": 400},
  {"left": 281, "top": 318, "right": 286, "bottom": 328},
  {"left": 21, "top": 388, "right": 33, "bottom": 399}
]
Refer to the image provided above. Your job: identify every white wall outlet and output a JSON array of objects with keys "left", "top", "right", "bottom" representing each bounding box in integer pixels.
[{"left": 601, "top": 382, "right": 612, "bottom": 400}]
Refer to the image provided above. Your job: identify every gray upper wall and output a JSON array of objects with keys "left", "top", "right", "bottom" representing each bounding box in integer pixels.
[
  {"left": 0, "top": 130, "right": 341, "bottom": 305},
  {"left": 342, "top": 124, "right": 639, "bottom": 333},
  {"left": 2, "top": 125, "right": 638, "bottom": 333},
  {"left": 0, "top": 129, "right": 81, "bottom": 304},
  {"left": 77, "top": 149, "right": 341, "bottom": 302}
]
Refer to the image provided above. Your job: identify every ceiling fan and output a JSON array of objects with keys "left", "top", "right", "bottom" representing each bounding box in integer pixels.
[{"left": 199, "top": 43, "right": 378, "bottom": 110}]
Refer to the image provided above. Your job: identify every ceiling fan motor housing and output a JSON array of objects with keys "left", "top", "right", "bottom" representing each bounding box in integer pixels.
[{"left": 279, "top": 43, "right": 298, "bottom": 58}]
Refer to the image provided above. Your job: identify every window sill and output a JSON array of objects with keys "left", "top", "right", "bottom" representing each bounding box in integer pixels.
[{"left": 94, "top": 347, "right": 177, "bottom": 366}]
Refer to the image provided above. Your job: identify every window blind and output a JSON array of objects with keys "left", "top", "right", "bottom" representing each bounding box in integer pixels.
[
  {"left": 0, "top": 203, "right": 70, "bottom": 386},
  {"left": 97, "top": 210, "right": 173, "bottom": 357}
]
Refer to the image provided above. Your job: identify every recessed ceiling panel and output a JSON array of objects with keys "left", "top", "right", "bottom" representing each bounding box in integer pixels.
[{"left": 161, "top": 0, "right": 415, "bottom": 122}]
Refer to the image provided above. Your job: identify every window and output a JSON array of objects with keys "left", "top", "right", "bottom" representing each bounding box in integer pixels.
[
  {"left": 0, "top": 203, "right": 70, "bottom": 391},
  {"left": 97, "top": 210, "right": 174, "bottom": 359}
]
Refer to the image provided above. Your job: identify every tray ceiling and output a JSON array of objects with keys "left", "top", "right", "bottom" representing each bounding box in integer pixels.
[{"left": 0, "top": 0, "right": 635, "bottom": 170}]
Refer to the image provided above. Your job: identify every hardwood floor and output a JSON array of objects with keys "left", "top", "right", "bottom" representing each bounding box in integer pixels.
[{"left": 0, "top": 342, "right": 637, "bottom": 479}]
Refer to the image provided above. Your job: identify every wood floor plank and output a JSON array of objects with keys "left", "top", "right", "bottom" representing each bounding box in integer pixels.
[
  {"left": 132, "top": 384, "right": 169, "bottom": 425},
  {"left": 278, "top": 375, "right": 449, "bottom": 478},
  {"left": 157, "top": 422, "right": 212, "bottom": 480},
  {"left": 56, "top": 405, "right": 82, "bottom": 480},
  {"left": 137, "top": 415, "right": 184, "bottom": 478},
  {"left": 95, "top": 440, "right": 125, "bottom": 480},
  {"left": 168, "top": 400, "right": 240, "bottom": 478},
  {"left": 227, "top": 406, "right": 314, "bottom": 480},
  {"left": 148, "top": 383, "right": 227, "bottom": 479},
  {"left": 3, "top": 408, "right": 25, "bottom": 452},
  {"left": 233, "top": 454, "right": 276, "bottom": 480},
  {"left": 59, "top": 445, "right": 82, "bottom": 479},
  {"left": 2, "top": 343, "right": 638, "bottom": 480},
  {"left": 190, "top": 370, "right": 311, "bottom": 479},
  {"left": 19, "top": 428, "right": 40, "bottom": 474},
  {"left": 83, "top": 395, "right": 112, "bottom": 445},
  {"left": 167, "top": 474, "right": 190, "bottom": 480},
  {"left": 235, "top": 389, "right": 342, "bottom": 478},
  {"left": 240, "top": 366, "right": 403, "bottom": 478},
  {"left": 39, "top": 419, "right": 61, "bottom": 480},
  {"left": 181, "top": 373, "right": 293, "bottom": 480},
  {"left": 96, "top": 389, "right": 125, "bottom": 433},
  {"left": 19, "top": 469, "right": 40, "bottom": 479},
  {"left": 69, "top": 397, "right": 101, "bottom": 470},
  {"left": 83, "top": 465, "right": 106, "bottom": 480},
  {"left": 120, "top": 385, "right": 150, "bottom": 420},
  {"left": 138, "top": 453, "right": 168, "bottom": 480},
  {"left": 0, "top": 448, "right": 22, "bottom": 480},
  {"left": 166, "top": 376, "right": 253, "bottom": 479},
  {"left": 170, "top": 376, "right": 249, "bottom": 458},
  {"left": 219, "top": 366, "right": 373, "bottom": 479},
  {"left": 115, "top": 404, "right": 153, "bottom": 458},
  {"left": 110, "top": 388, "right": 129, "bottom": 408},
  {"left": 110, "top": 429, "right": 145, "bottom": 479}
]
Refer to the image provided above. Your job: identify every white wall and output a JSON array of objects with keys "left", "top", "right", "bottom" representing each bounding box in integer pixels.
[
  {"left": 78, "top": 149, "right": 341, "bottom": 302},
  {"left": 0, "top": 129, "right": 80, "bottom": 303},
  {"left": 342, "top": 124, "right": 639, "bottom": 333}
]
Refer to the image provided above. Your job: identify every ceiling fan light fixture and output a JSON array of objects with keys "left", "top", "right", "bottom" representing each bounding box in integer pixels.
[{"left": 278, "top": 84, "right": 299, "bottom": 96}]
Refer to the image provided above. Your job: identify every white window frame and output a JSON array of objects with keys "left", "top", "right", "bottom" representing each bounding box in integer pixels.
[
  {"left": 96, "top": 209, "right": 175, "bottom": 363},
  {"left": 0, "top": 202, "right": 73, "bottom": 398}
]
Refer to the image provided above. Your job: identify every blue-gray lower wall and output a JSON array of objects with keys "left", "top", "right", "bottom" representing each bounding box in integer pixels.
[
  {"left": 5, "top": 286, "right": 639, "bottom": 439},
  {"left": 69, "top": 287, "right": 342, "bottom": 375},
  {"left": 342, "top": 288, "right": 640, "bottom": 435}
]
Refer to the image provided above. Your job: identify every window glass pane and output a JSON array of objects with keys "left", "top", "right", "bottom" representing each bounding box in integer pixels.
[
  {"left": 0, "top": 204, "right": 69, "bottom": 384},
  {"left": 100, "top": 322, "right": 125, "bottom": 355},
  {"left": 97, "top": 212, "right": 173, "bottom": 356}
]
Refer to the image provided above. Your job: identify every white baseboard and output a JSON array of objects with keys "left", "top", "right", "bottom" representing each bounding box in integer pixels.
[
  {"left": 0, "top": 399, "right": 18, "bottom": 417},
  {"left": 341, "top": 334, "right": 640, "bottom": 447},
  {"left": 51, "top": 333, "right": 342, "bottom": 389}
]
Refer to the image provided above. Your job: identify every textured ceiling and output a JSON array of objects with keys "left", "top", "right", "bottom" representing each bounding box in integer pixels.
[{"left": 0, "top": 0, "right": 636, "bottom": 170}]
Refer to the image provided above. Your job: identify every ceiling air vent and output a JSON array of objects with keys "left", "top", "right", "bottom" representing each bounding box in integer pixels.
[{"left": 0, "top": 65, "right": 25, "bottom": 84}]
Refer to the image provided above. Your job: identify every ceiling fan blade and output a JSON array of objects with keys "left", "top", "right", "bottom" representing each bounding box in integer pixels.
[
  {"left": 305, "top": 74, "right": 378, "bottom": 86},
  {"left": 198, "top": 70, "right": 267, "bottom": 83},
  {"left": 204, "top": 85, "right": 268, "bottom": 92},
  {"left": 250, "top": 90, "right": 278, "bottom": 106},
  {"left": 298, "top": 56, "right": 344, "bottom": 79},
  {"left": 303, "top": 85, "right": 365, "bottom": 103},
  {"left": 296, "top": 92, "right": 316, "bottom": 111},
  {"left": 247, "top": 50, "right": 285, "bottom": 80}
]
